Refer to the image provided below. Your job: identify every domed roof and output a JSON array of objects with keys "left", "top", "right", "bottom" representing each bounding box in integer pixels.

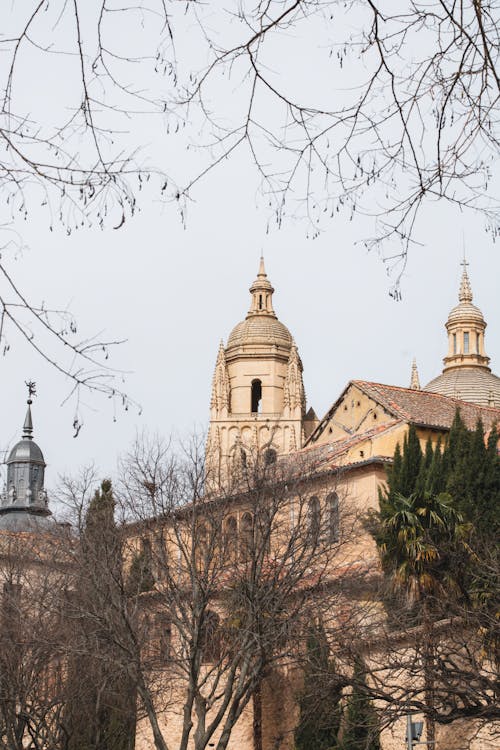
[
  {"left": 7, "top": 438, "right": 45, "bottom": 465},
  {"left": 424, "top": 261, "right": 500, "bottom": 407},
  {"left": 447, "top": 301, "right": 485, "bottom": 326},
  {"left": 425, "top": 367, "right": 500, "bottom": 408},
  {"left": 227, "top": 316, "right": 292, "bottom": 350}
]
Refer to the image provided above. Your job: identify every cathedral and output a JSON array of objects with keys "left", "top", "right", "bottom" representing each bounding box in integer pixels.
[
  {"left": 1, "top": 258, "right": 499, "bottom": 750},
  {"left": 206, "top": 257, "right": 500, "bottom": 480}
]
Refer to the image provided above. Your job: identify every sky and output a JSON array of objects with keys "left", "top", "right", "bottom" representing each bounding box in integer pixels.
[{"left": 1, "top": 2, "right": 499, "bottom": 498}]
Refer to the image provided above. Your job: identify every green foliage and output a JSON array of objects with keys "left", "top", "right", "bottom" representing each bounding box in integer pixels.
[
  {"left": 66, "top": 480, "right": 136, "bottom": 750},
  {"left": 375, "top": 413, "right": 500, "bottom": 647},
  {"left": 294, "top": 623, "right": 343, "bottom": 750},
  {"left": 127, "top": 541, "right": 155, "bottom": 595},
  {"left": 339, "top": 660, "right": 381, "bottom": 750}
]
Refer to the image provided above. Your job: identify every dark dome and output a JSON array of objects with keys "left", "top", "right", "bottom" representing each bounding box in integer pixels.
[{"left": 7, "top": 439, "right": 45, "bottom": 465}]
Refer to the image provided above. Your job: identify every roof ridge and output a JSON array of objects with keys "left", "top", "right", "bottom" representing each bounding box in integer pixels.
[{"left": 352, "top": 379, "right": 500, "bottom": 414}]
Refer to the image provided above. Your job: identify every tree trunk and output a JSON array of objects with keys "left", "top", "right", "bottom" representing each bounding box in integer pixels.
[
  {"left": 423, "top": 604, "right": 436, "bottom": 749},
  {"left": 252, "top": 680, "right": 263, "bottom": 750}
]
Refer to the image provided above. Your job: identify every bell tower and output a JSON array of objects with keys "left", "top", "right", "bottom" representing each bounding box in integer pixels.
[{"left": 206, "top": 259, "right": 315, "bottom": 482}]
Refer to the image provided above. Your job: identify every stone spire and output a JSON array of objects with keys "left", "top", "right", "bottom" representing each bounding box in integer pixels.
[
  {"left": 458, "top": 260, "right": 473, "bottom": 303},
  {"left": 210, "top": 341, "right": 230, "bottom": 416},
  {"left": 409, "top": 358, "right": 421, "bottom": 390}
]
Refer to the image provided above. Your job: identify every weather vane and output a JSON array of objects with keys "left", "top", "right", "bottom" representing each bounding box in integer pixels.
[{"left": 25, "top": 380, "right": 37, "bottom": 403}]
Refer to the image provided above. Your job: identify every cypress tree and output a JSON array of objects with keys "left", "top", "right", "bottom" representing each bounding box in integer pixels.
[
  {"left": 65, "top": 480, "right": 136, "bottom": 750},
  {"left": 295, "top": 623, "right": 343, "bottom": 750},
  {"left": 340, "top": 659, "right": 381, "bottom": 750},
  {"left": 400, "top": 425, "right": 422, "bottom": 497},
  {"left": 416, "top": 438, "right": 434, "bottom": 495}
]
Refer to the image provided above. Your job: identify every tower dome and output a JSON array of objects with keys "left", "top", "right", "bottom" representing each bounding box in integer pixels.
[
  {"left": 424, "top": 262, "right": 500, "bottom": 407},
  {"left": 0, "top": 391, "right": 53, "bottom": 531},
  {"left": 206, "top": 258, "right": 314, "bottom": 483}
]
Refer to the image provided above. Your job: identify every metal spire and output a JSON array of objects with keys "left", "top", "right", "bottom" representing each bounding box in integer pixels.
[{"left": 22, "top": 381, "right": 36, "bottom": 439}]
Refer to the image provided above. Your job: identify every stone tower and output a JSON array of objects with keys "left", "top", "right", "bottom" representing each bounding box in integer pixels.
[
  {"left": 206, "top": 259, "right": 315, "bottom": 480},
  {"left": 425, "top": 261, "right": 500, "bottom": 406}
]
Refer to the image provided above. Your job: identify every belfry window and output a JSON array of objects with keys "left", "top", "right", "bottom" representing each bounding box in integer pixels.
[
  {"left": 251, "top": 379, "right": 262, "bottom": 413},
  {"left": 464, "top": 331, "right": 469, "bottom": 354}
]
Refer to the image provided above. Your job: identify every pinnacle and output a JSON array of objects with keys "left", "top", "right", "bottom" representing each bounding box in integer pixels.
[
  {"left": 410, "top": 358, "right": 421, "bottom": 390},
  {"left": 459, "top": 262, "right": 473, "bottom": 303}
]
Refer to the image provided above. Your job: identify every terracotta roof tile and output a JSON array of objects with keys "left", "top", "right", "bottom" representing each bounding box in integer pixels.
[{"left": 352, "top": 380, "right": 500, "bottom": 431}]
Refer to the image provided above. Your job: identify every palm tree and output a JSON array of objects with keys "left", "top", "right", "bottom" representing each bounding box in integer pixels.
[{"left": 379, "top": 491, "right": 468, "bottom": 749}]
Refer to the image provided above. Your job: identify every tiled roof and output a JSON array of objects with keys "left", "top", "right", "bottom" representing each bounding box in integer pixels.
[
  {"left": 307, "top": 380, "right": 500, "bottom": 446},
  {"left": 353, "top": 380, "right": 500, "bottom": 431},
  {"left": 280, "top": 422, "right": 398, "bottom": 478}
]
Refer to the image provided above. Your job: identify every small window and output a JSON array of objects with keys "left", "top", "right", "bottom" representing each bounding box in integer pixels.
[
  {"left": 476, "top": 332, "right": 480, "bottom": 353},
  {"left": 240, "top": 512, "right": 253, "bottom": 560},
  {"left": 327, "top": 493, "right": 340, "bottom": 543},
  {"left": 307, "top": 497, "right": 320, "bottom": 544},
  {"left": 259, "top": 294, "right": 263, "bottom": 310},
  {"left": 464, "top": 331, "right": 469, "bottom": 354},
  {"left": 453, "top": 333, "right": 457, "bottom": 354},
  {"left": 264, "top": 448, "right": 277, "bottom": 465},
  {"left": 224, "top": 516, "right": 238, "bottom": 562},
  {"left": 251, "top": 379, "right": 262, "bottom": 413},
  {"left": 200, "top": 610, "right": 221, "bottom": 663}
]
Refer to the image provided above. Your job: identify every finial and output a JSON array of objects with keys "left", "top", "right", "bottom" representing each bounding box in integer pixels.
[
  {"left": 410, "top": 358, "right": 421, "bottom": 390},
  {"left": 258, "top": 254, "right": 266, "bottom": 278},
  {"left": 23, "top": 380, "right": 36, "bottom": 439},
  {"left": 459, "top": 257, "right": 473, "bottom": 303}
]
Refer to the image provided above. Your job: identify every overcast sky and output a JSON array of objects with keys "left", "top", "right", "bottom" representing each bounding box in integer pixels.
[{"left": 1, "top": 2, "right": 499, "bottom": 499}]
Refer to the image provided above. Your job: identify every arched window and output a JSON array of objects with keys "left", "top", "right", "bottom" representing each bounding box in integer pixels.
[
  {"left": 200, "top": 610, "right": 221, "bottom": 663},
  {"left": 224, "top": 515, "right": 238, "bottom": 562},
  {"left": 307, "top": 497, "right": 320, "bottom": 544},
  {"left": 264, "top": 447, "right": 277, "bottom": 465},
  {"left": 327, "top": 493, "right": 340, "bottom": 543},
  {"left": 240, "top": 512, "right": 254, "bottom": 559},
  {"left": 251, "top": 379, "right": 262, "bottom": 413}
]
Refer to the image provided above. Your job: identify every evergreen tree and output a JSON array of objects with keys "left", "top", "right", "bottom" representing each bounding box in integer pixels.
[
  {"left": 340, "top": 659, "right": 380, "bottom": 750},
  {"left": 295, "top": 623, "right": 343, "bottom": 750},
  {"left": 399, "top": 425, "right": 423, "bottom": 497},
  {"left": 65, "top": 480, "right": 136, "bottom": 750}
]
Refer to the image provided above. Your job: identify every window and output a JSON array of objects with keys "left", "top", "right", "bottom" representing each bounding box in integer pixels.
[
  {"left": 327, "top": 493, "right": 340, "bottom": 543},
  {"left": 200, "top": 610, "right": 221, "bottom": 663},
  {"left": 307, "top": 497, "right": 320, "bottom": 544},
  {"left": 264, "top": 447, "right": 277, "bottom": 465},
  {"left": 251, "top": 379, "right": 262, "bottom": 413},
  {"left": 259, "top": 294, "right": 263, "bottom": 310},
  {"left": 240, "top": 512, "right": 253, "bottom": 560},
  {"left": 224, "top": 515, "right": 238, "bottom": 562},
  {"left": 464, "top": 331, "right": 469, "bottom": 354},
  {"left": 453, "top": 333, "right": 457, "bottom": 354},
  {"left": 476, "top": 332, "right": 480, "bottom": 353}
]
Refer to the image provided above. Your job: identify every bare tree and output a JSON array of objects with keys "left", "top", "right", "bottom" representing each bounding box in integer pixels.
[
  {"left": 1, "top": 2, "right": 498, "bottom": 397},
  {"left": 0, "top": 529, "right": 72, "bottom": 750},
  {"left": 57, "top": 433, "right": 367, "bottom": 750}
]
